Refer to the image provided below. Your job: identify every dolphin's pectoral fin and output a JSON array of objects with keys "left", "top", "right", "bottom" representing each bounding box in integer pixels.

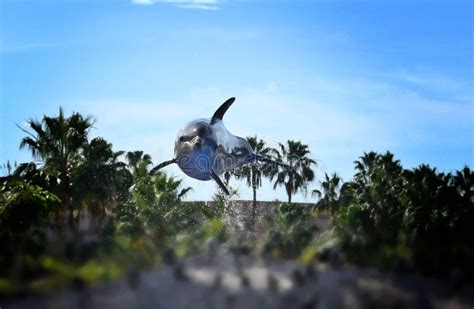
[
  {"left": 255, "top": 154, "right": 291, "bottom": 169},
  {"left": 150, "top": 158, "right": 177, "bottom": 175},
  {"left": 211, "top": 169, "right": 230, "bottom": 195},
  {"left": 210, "top": 97, "right": 235, "bottom": 125}
]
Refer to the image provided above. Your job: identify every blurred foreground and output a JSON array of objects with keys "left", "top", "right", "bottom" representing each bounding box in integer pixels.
[
  {"left": 1, "top": 197, "right": 473, "bottom": 309},
  {"left": 4, "top": 243, "right": 473, "bottom": 309}
]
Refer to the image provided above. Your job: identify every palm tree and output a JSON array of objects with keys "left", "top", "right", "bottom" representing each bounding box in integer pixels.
[
  {"left": 312, "top": 172, "right": 342, "bottom": 214},
  {"left": 354, "top": 151, "right": 379, "bottom": 185},
  {"left": 18, "top": 107, "right": 94, "bottom": 204},
  {"left": 352, "top": 151, "right": 404, "bottom": 245},
  {"left": 73, "top": 137, "right": 130, "bottom": 219},
  {"left": 402, "top": 164, "right": 442, "bottom": 236},
  {"left": 118, "top": 161, "right": 193, "bottom": 236},
  {"left": 1, "top": 161, "right": 14, "bottom": 176},
  {"left": 153, "top": 172, "right": 193, "bottom": 231},
  {"left": 153, "top": 172, "right": 192, "bottom": 200},
  {"left": 236, "top": 136, "right": 276, "bottom": 229},
  {"left": 271, "top": 140, "right": 316, "bottom": 203},
  {"left": 126, "top": 151, "right": 152, "bottom": 177},
  {"left": 453, "top": 166, "right": 474, "bottom": 204}
]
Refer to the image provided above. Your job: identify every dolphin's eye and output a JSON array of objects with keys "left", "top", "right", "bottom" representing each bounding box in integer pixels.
[{"left": 179, "top": 135, "right": 193, "bottom": 142}]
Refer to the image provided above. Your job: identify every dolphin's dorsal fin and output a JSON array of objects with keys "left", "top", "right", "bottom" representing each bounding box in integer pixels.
[{"left": 210, "top": 97, "right": 235, "bottom": 125}]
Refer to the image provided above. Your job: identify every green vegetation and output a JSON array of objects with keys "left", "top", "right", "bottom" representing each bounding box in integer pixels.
[
  {"left": 233, "top": 136, "right": 275, "bottom": 229},
  {"left": 270, "top": 140, "right": 316, "bottom": 203},
  {"left": 329, "top": 152, "right": 474, "bottom": 278},
  {"left": 260, "top": 202, "right": 315, "bottom": 258},
  {"left": 1, "top": 109, "right": 473, "bottom": 296}
]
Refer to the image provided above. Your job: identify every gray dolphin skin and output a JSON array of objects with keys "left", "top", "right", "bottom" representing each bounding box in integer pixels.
[{"left": 150, "top": 97, "right": 284, "bottom": 195}]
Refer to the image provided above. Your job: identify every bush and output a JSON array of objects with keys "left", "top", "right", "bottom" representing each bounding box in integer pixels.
[
  {"left": 262, "top": 203, "right": 314, "bottom": 258},
  {"left": 0, "top": 180, "right": 60, "bottom": 271}
]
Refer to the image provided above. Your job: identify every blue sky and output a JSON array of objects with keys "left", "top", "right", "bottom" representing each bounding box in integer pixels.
[{"left": 1, "top": 0, "right": 473, "bottom": 202}]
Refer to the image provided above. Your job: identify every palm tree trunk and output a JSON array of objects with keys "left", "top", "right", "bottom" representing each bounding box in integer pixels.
[
  {"left": 286, "top": 187, "right": 292, "bottom": 203},
  {"left": 252, "top": 184, "right": 257, "bottom": 230},
  {"left": 286, "top": 182, "right": 292, "bottom": 204}
]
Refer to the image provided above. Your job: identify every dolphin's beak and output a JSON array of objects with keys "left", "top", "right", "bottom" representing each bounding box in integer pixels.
[{"left": 192, "top": 136, "right": 203, "bottom": 146}]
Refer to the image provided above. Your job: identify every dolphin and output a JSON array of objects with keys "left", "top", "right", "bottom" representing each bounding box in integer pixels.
[{"left": 150, "top": 97, "right": 285, "bottom": 195}]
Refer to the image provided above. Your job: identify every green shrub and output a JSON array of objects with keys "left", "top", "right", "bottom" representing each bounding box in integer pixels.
[{"left": 262, "top": 203, "right": 313, "bottom": 258}]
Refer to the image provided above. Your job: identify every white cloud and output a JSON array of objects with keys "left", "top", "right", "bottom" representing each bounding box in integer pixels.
[
  {"left": 132, "top": 0, "right": 154, "bottom": 5},
  {"left": 131, "top": 0, "right": 222, "bottom": 10},
  {"left": 0, "top": 41, "right": 74, "bottom": 54}
]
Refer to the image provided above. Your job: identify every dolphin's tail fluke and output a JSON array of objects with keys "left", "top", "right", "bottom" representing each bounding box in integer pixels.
[{"left": 150, "top": 158, "right": 177, "bottom": 175}]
